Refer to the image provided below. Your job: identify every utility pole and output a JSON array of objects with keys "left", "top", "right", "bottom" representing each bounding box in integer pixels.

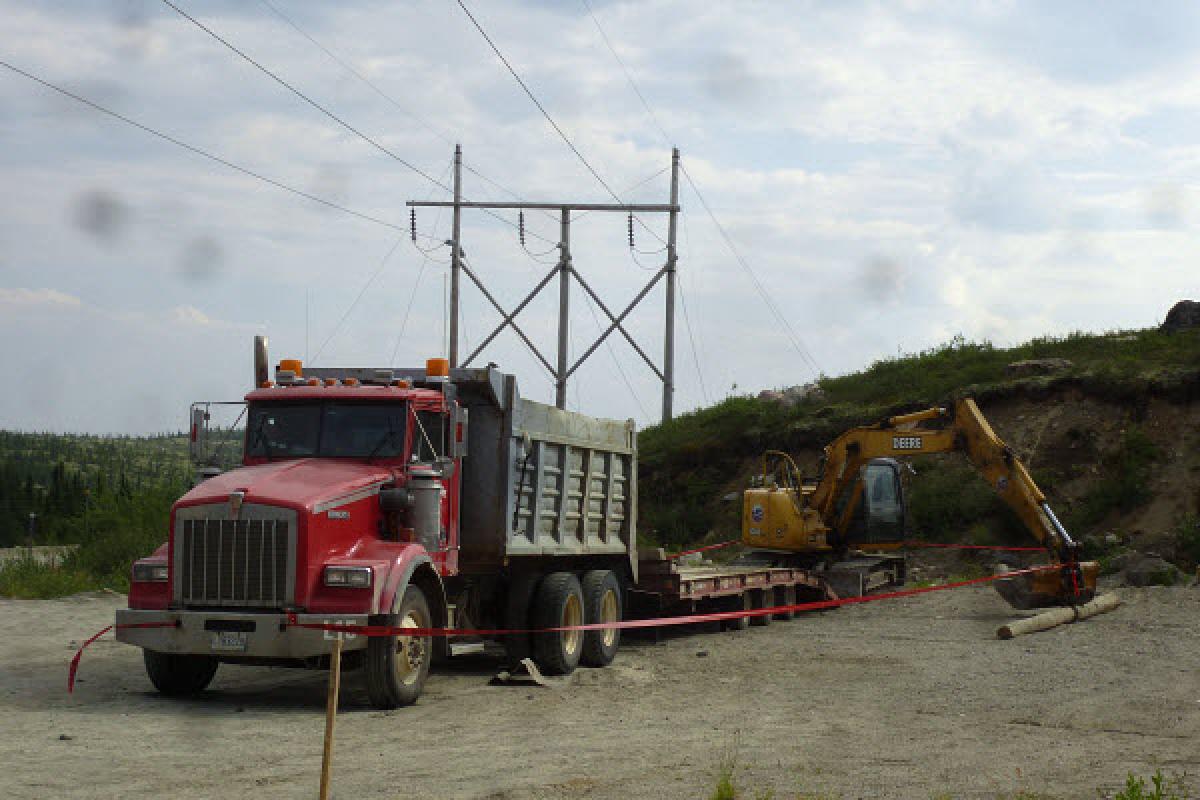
[
  {"left": 449, "top": 144, "right": 463, "bottom": 367},
  {"left": 556, "top": 209, "right": 571, "bottom": 409},
  {"left": 408, "top": 148, "right": 681, "bottom": 419},
  {"left": 663, "top": 147, "right": 680, "bottom": 421}
]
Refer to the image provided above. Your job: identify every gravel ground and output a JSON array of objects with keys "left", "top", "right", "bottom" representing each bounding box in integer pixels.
[{"left": 2, "top": 583, "right": 1197, "bottom": 799}]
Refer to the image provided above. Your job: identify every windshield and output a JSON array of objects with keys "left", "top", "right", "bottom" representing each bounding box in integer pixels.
[{"left": 245, "top": 402, "right": 407, "bottom": 459}]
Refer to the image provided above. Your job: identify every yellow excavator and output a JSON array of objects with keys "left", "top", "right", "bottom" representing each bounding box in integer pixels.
[{"left": 742, "top": 398, "right": 1099, "bottom": 608}]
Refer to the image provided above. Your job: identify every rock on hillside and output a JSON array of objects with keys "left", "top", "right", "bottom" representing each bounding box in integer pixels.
[{"left": 1161, "top": 299, "right": 1200, "bottom": 333}]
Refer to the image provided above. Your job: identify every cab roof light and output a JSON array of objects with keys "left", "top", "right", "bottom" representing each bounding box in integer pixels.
[
  {"left": 324, "top": 378, "right": 339, "bottom": 387},
  {"left": 278, "top": 357, "right": 303, "bottom": 376},
  {"left": 426, "top": 357, "right": 450, "bottom": 381},
  {"left": 306, "top": 378, "right": 320, "bottom": 386},
  {"left": 344, "top": 377, "right": 360, "bottom": 386}
]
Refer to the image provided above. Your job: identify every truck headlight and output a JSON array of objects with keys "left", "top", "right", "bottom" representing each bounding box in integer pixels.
[
  {"left": 132, "top": 563, "right": 169, "bottom": 583},
  {"left": 324, "top": 566, "right": 372, "bottom": 588}
]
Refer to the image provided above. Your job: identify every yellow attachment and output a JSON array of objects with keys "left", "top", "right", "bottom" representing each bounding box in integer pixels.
[{"left": 279, "top": 358, "right": 303, "bottom": 376}]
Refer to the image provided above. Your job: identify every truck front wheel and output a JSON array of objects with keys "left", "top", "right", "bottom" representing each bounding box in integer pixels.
[
  {"left": 365, "top": 585, "right": 432, "bottom": 709},
  {"left": 143, "top": 650, "right": 218, "bottom": 696},
  {"left": 532, "top": 572, "right": 584, "bottom": 675},
  {"left": 580, "top": 570, "right": 622, "bottom": 667}
]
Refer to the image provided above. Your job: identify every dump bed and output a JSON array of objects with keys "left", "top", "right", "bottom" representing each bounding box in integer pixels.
[{"left": 443, "top": 368, "right": 638, "bottom": 576}]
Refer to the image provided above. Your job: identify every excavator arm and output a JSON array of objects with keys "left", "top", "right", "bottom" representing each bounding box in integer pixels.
[{"left": 743, "top": 398, "right": 1097, "bottom": 607}]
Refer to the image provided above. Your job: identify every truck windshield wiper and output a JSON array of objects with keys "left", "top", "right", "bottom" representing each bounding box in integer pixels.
[{"left": 365, "top": 421, "right": 400, "bottom": 463}]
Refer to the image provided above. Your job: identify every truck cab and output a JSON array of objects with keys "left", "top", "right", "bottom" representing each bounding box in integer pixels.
[{"left": 118, "top": 349, "right": 467, "bottom": 708}]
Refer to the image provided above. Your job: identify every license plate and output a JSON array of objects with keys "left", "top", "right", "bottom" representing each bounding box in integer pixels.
[{"left": 211, "top": 631, "right": 248, "bottom": 652}]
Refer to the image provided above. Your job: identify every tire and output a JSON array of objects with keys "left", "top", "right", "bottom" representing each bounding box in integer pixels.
[
  {"left": 773, "top": 585, "right": 797, "bottom": 621},
  {"left": 532, "top": 572, "right": 585, "bottom": 675},
  {"left": 143, "top": 650, "right": 218, "bottom": 696},
  {"left": 503, "top": 572, "right": 541, "bottom": 665},
  {"left": 750, "top": 588, "right": 772, "bottom": 626},
  {"left": 722, "top": 592, "right": 751, "bottom": 631},
  {"left": 580, "top": 570, "right": 622, "bottom": 667},
  {"left": 365, "top": 585, "right": 432, "bottom": 709}
]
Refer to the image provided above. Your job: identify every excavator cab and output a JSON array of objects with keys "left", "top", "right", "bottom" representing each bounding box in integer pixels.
[{"left": 852, "top": 459, "right": 906, "bottom": 547}]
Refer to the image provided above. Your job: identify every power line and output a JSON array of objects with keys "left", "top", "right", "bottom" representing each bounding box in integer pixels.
[
  {"left": 257, "top": 0, "right": 455, "bottom": 147},
  {"left": 578, "top": 1, "right": 823, "bottom": 378},
  {"left": 455, "top": 0, "right": 619, "bottom": 201},
  {"left": 256, "top": 0, "right": 560, "bottom": 235},
  {"left": 680, "top": 165, "right": 823, "bottom": 377},
  {"left": 678, "top": 207, "right": 711, "bottom": 406},
  {"left": 168, "top": 0, "right": 557, "bottom": 248},
  {"left": 454, "top": 0, "right": 665, "bottom": 248},
  {"left": 0, "top": 59, "right": 411, "bottom": 234},
  {"left": 311, "top": 236, "right": 406, "bottom": 364},
  {"left": 160, "top": 0, "right": 448, "bottom": 190}
]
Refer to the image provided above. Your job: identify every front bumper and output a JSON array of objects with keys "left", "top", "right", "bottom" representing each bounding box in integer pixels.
[{"left": 115, "top": 609, "right": 370, "bottom": 659}]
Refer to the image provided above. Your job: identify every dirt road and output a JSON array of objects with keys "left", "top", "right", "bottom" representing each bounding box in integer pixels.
[{"left": 2, "top": 583, "right": 1197, "bottom": 799}]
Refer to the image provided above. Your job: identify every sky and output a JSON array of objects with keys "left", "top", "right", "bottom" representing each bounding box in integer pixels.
[{"left": 1, "top": 0, "right": 1197, "bottom": 434}]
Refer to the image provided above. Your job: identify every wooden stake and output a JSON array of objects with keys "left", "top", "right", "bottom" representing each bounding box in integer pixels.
[
  {"left": 319, "top": 634, "right": 343, "bottom": 800},
  {"left": 997, "top": 593, "right": 1121, "bottom": 639}
]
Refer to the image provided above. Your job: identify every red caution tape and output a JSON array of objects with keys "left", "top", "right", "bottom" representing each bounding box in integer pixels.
[
  {"left": 289, "top": 563, "right": 1063, "bottom": 638},
  {"left": 667, "top": 539, "right": 739, "bottom": 559},
  {"left": 903, "top": 540, "right": 1048, "bottom": 552},
  {"left": 68, "top": 564, "right": 1062, "bottom": 691},
  {"left": 67, "top": 621, "right": 177, "bottom": 693}
]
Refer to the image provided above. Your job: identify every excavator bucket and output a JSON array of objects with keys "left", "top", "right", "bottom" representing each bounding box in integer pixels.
[{"left": 993, "top": 561, "right": 1100, "bottom": 609}]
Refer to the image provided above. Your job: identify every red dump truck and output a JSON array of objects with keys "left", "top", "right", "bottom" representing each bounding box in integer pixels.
[{"left": 116, "top": 337, "right": 833, "bottom": 707}]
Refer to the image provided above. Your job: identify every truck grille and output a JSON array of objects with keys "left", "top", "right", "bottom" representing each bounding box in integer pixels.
[{"left": 178, "top": 518, "right": 290, "bottom": 608}]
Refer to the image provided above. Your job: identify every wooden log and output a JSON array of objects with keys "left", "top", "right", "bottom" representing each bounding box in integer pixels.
[{"left": 997, "top": 593, "right": 1121, "bottom": 640}]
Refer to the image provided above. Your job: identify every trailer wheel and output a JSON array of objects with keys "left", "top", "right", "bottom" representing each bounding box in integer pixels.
[
  {"left": 532, "top": 572, "right": 585, "bottom": 675},
  {"left": 580, "top": 570, "right": 622, "bottom": 667},
  {"left": 750, "top": 589, "right": 772, "bottom": 626},
  {"left": 365, "top": 585, "right": 432, "bottom": 709},
  {"left": 722, "top": 592, "right": 752, "bottom": 631},
  {"left": 143, "top": 651, "right": 218, "bottom": 696},
  {"left": 773, "top": 585, "right": 797, "bottom": 621}
]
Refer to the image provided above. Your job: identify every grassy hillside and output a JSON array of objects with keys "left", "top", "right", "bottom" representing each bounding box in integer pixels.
[{"left": 639, "top": 327, "right": 1200, "bottom": 553}]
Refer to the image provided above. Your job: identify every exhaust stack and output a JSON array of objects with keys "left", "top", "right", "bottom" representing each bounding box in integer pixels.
[{"left": 254, "top": 335, "right": 269, "bottom": 388}]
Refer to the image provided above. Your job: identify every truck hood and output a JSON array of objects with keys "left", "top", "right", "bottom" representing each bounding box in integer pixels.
[{"left": 177, "top": 459, "right": 394, "bottom": 514}]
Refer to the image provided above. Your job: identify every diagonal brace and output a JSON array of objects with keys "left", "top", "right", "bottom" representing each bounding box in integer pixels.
[
  {"left": 567, "top": 265, "right": 666, "bottom": 381},
  {"left": 460, "top": 261, "right": 557, "bottom": 377}
]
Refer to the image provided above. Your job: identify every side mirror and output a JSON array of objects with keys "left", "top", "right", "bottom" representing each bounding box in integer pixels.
[
  {"left": 451, "top": 406, "right": 469, "bottom": 459},
  {"left": 189, "top": 406, "right": 208, "bottom": 463}
]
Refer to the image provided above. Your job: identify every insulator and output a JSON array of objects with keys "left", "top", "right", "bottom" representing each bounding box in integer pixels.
[
  {"left": 410, "top": 208, "right": 417, "bottom": 242},
  {"left": 627, "top": 212, "right": 634, "bottom": 247},
  {"left": 519, "top": 210, "right": 525, "bottom": 246}
]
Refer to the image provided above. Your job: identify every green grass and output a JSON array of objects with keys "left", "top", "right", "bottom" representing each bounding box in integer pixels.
[{"left": 1114, "top": 770, "right": 1190, "bottom": 800}]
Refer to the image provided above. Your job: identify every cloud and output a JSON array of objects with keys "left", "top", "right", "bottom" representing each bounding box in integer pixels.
[
  {"left": 0, "top": 287, "right": 82, "bottom": 308},
  {"left": 2, "top": 1, "right": 1200, "bottom": 431}
]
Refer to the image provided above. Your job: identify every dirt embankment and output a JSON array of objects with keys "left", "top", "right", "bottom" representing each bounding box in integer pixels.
[{"left": 4, "top": 586, "right": 1198, "bottom": 800}]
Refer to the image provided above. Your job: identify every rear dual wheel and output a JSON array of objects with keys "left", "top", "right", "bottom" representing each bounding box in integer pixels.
[
  {"left": 581, "top": 569, "right": 622, "bottom": 667},
  {"left": 523, "top": 569, "right": 623, "bottom": 675},
  {"left": 533, "top": 572, "right": 586, "bottom": 675}
]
